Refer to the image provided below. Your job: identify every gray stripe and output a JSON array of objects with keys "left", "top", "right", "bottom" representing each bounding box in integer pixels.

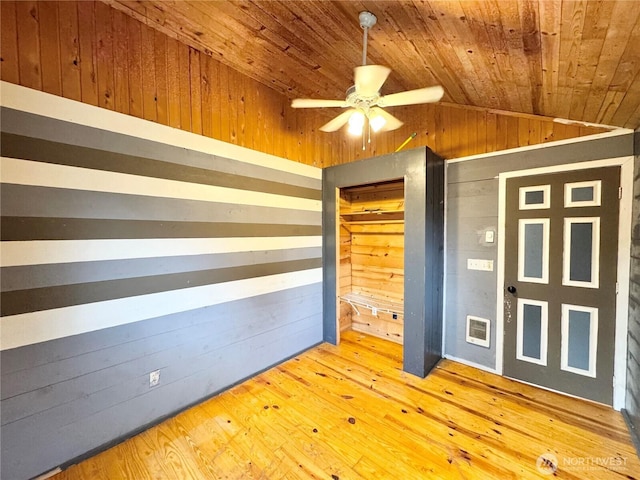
[
  {"left": 1, "top": 217, "right": 321, "bottom": 241},
  {"left": 447, "top": 132, "right": 635, "bottom": 184},
  {"left": 1, "top": 258, "right": 322, "bottom": 316},
  {"left": 1, "top": 132, "right": 321, "bottom": 201},
  {"left": 0, "top": 282, "right": 321, "bottom": 377},
  {"left": 1, "top": 247, "right": 321, "bottom": 291},
  {"left": 1, "top": 287, "right": 322, "bottom": 420},
  {"left": 1, "top": 108, "right": 321, "bottom": 190},
  {"left": 0, "top": 184, "right": 322, "bottom": 224}
]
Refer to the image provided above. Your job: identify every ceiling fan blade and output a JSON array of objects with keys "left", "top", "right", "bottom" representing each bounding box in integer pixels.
[
  {"left": 354, "top": 65, "right": 391, "bottom": 96},
  {"left": 369, "top": 107, "right": 404, "bottom": 132},
  {"left": 320, "top": 109, "right": 357, "bottom": 132},
  {"left": 291, "top": 98, "right": 348, "bottom": 108},
  {"left": 379, "top": 86, "right": 444, "bottom": 107}
]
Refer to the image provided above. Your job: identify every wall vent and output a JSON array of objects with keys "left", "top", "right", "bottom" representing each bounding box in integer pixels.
[{"left": 466, "top": 315, "right": 490, "bottom": 348}]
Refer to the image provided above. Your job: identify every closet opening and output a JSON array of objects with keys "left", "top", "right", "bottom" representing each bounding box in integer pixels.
[{"left": 337, "top": 179, "right": 405, "bottom": 348}]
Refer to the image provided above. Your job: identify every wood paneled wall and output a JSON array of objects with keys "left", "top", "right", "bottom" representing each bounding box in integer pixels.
[
  {"left": 0, "top": 0, "right": 610, "bottom": 167},
  {"left": 340, "top": 181, "right": 405, "bottom": 344},
  {"left": 625, "top": 132, "right": 640, "bottom": 445}
]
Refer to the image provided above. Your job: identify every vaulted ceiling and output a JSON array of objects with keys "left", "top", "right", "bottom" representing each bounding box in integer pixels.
[{"left": 108, "top": 0, "right": 640, "bottom": 130}]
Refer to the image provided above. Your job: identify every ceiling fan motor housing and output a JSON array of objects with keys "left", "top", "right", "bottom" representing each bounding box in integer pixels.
[{"left": 345, "top": 85, "right": 380, "bottom": 113}]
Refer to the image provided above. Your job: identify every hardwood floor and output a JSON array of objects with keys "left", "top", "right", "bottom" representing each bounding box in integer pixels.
[{"left": 54, "top": 331, "right": 639, "bottom": 479}]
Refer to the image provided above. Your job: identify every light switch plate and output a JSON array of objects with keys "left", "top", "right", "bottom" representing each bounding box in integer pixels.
[
  {"left": 467, "top": 259, "right": 494, "bottom": 271},
  {"left": 485, "top": 230, "right": 495, "bottom": 243}
]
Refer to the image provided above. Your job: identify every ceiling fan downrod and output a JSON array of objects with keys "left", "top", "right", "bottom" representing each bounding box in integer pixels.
[{"left": 359, "top": 11, "right": 377, "bottom": 66}]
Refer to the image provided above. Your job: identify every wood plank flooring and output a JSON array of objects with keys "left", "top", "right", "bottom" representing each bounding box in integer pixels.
[{"left": 53, "top": 331, "right": 639, "bottom": 479}]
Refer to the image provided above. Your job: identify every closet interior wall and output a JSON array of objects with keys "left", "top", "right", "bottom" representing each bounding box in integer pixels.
[{"left": 339, "top": 180, "right": 405, "bottom": 344}]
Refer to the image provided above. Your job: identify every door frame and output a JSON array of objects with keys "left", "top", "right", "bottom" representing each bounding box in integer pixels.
[{"left": 496, "top": 156, "right": 634, "bottom": 410}]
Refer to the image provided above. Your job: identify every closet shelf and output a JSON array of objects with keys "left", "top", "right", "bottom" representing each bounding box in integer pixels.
[
  {"left": 341, "top": 219, "right": 404, "bottom": 225},
  {"left": 340, "top": 209, "right": 404, "bottom": 215},
  {"left": 340, "top": 292, "right": 404, "bottom": 317},
  {"left": 340, "top": 209, "right": 404, "bottom": 225}
]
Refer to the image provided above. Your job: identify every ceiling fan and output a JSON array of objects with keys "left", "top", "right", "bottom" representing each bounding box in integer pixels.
[{"left": 291, "top": 11, "right": 444, "bottom": 139}]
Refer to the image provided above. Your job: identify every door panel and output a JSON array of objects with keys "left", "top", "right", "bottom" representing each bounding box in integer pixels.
[{"left": 503, "top": 167, "right": 620, "bottom": 405}]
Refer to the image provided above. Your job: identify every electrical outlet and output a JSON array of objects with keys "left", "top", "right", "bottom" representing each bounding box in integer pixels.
[
  {"left": 467, "top": 259, "right": 494, "bottom": 271},
  {"left": 149, "top": 370, "right": 160, "bottom": 388}
]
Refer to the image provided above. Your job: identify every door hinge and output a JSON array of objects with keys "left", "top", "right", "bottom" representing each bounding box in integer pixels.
[
  {"left": 618, "top": 186, "right": 622, "bottom": 199},
  {"left": 616, "top": 282, "right": 619, "bottom": 294}
]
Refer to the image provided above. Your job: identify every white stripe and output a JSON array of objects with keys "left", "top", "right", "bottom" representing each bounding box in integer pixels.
[
  {"left": 1, "top": 236, "right": 322, "bottom": 267},
  {"left": 0, "top": 81, "right": 321, "bottom": 180},
  {"left": 1, "top": 157, "right": 321, "bottom": 212},
  {"left": 0, "top": 268, "right": 322, "bottom": 350}
]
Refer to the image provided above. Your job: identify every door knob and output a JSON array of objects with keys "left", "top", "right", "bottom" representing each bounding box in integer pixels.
[{"left": 507, "top": 285, "right": 517, "bottom": 294}]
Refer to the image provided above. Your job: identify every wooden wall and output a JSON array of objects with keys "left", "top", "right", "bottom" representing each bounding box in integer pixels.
[
  {"left": 338, "top": 193, "right": 353, "bottom": 332},
  {"left": 0, "top": 0, "right": 610, "bottom": 168},
  {"left": 340, "top": 181, "right": 405, "bottom": 343},
  {"left": 625, "top": 130, "right": 640, "bottom": 444}
]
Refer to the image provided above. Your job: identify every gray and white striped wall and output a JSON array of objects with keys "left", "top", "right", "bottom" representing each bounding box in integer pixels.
[{"left": 0, "top": 82, "right": 323, "bottom": 480}]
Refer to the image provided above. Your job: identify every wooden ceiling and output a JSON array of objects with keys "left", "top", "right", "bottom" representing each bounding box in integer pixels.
[{"left": 109, "top": 1, "right": 640, "bottom": 130}]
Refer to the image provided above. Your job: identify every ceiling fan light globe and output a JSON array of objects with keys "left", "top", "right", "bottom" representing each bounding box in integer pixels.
[
  {"left": 347, "top": 111, "right": 365, "bottom": 136},
  {"left": 369, "top": 114, "right": 386, "bottom": 132},
  {"left": 348, "top": 123, "right": 363, "bottom": 136},
  {"left": 349, "top": 110, "right": 365, "bottom": 126}
]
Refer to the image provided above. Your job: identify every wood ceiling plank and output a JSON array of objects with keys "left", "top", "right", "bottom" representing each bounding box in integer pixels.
[
  {"left": 582, "top": 1, "right": 640, "bottom": 125},
  {"left": 238, "top": 1, "right": 352, "bottom": 98},
  {"left": 279, "top": 1, "right": 364, "bottom": 96},
  {"left": 603, "top": 7, "right": 640, "bottom": 127},
  {"left": 472, "top": 0, "right": 523, "bottom": 112},
  {"left": 567, "top": 0, "right": 615, "bottom": 122},
  {"left": 624, "top": 98, "right": 640, "bottom": 130},
  {"left": 496, "top": 1, "right": 534, "bottom": 114},
  {"left": 556, "top": 0, "right": 588, "bottom": 119},
  {"left": 538, "top": 0, "right": 561, "bottom": 115},
  {"left": 102, "top": 1, "right": 640, "bottom": 129},
  {"left": 185, "top": 0, "right": 338, "bottom": 98},
  {"left": 260, "top": 1, "right": 361, "bottom": 83},
  {"left": 106, "top": 0, "right": 213, "bottom": 57},
  {"left": 428, "top": 1, "right": 500, "bottom": 109},
  {"left": 461, "top": 1, "right": 519, "bottom": 111},
  {"left": 518, "top": 0, "right": 543, "bottom": 114},
  {"left": 403, "top": 1, "right": 474, "bottom": 104},
  {"left": 383, "top": 2, "right": 457, "bottom": 98}
]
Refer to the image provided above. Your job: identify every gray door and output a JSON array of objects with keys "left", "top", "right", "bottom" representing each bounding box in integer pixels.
[{"left": 503, "top": 167, "right": 620, "bottom": 405}]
